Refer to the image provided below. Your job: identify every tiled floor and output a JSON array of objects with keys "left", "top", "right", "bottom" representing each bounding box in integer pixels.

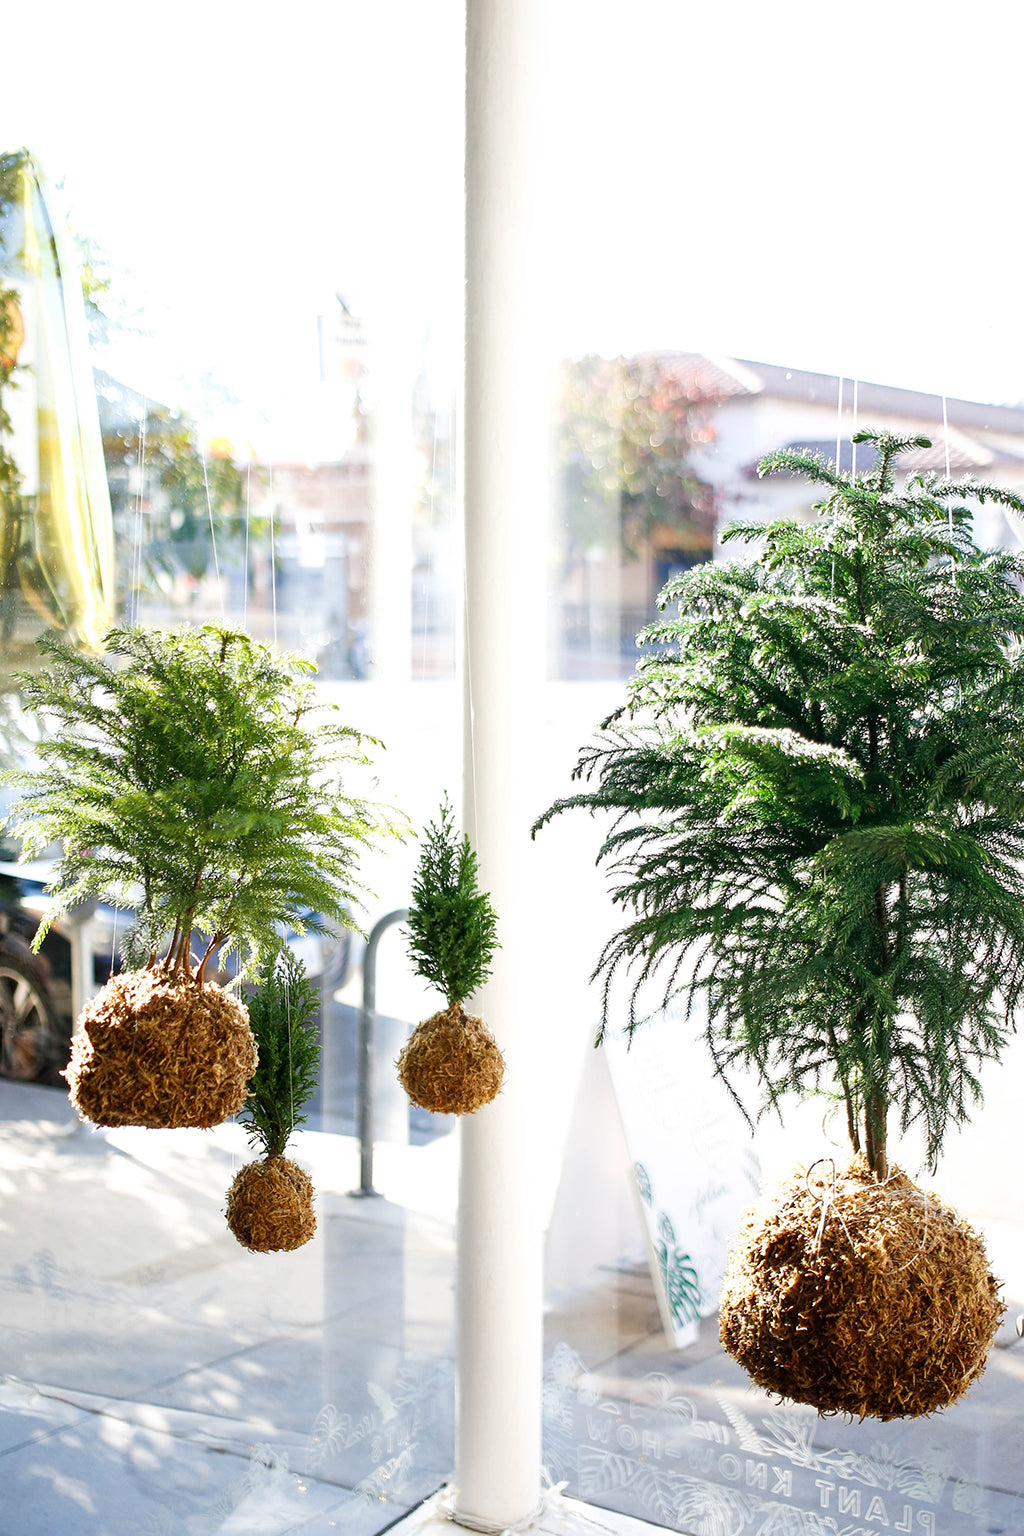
[
  {"left": 6, "top": 1061, "right": 1024, "bottom": 1536},
  {"left": 0, "top": 1078, "right": 458, "bottom": 1536}
]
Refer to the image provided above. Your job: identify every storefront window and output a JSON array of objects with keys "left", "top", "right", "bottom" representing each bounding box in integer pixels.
[{"left": 3, "top": 4, "right": 1024, "bottom": 1533}]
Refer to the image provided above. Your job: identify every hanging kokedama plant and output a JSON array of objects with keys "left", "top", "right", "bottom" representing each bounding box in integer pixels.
[
  {"left": 396, "top": 797, "right": 503, "bottom": 1115},
  {"left": 3, "top": 624, "right": 390, "bottom": 1129},
  {"left": 535, "top": 430, "right": 1024, "bottom": 1418},
  {"left": 227, "top": 948, "right": 319, "bottom": 1252},
  {"left": 721, "top": 1157, "right": 999, "bottom": 1420}
]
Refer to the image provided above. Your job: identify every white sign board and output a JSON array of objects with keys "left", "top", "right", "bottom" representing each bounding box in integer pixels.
[{"left": 602, "top": 998, "right": 761, "bottom": 1347}]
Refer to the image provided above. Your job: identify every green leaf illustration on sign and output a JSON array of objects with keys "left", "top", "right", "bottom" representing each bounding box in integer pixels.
[{"left": 654, "top": 1211, "right": 702, "bottom": 1327}]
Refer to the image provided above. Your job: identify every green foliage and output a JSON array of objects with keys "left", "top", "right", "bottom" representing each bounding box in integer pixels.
[
  {"left": 106, "top": 403, "right": 256, "bottom": 594},
  {"left": 0, "top": 280, "right": 22, "bottom": 510},
  {"left": 557, "top": 354, "right": 720, "bottom": 563},
  {"left": 4, "top": 624, "right": 396, "bottom": 981},
  {"left": 73, "top": 231, "right": 118, "bottom": 351},
  {"left": 536, "top": 429, "right": 1024, "bottom": 1174},
  {"left": 0, "top": 156, "right": 38, "bottom": 623},
  {"left": 406, "top": 798, "right": 499, "bottom": 1008},
  {"left": 239, "top": 947, "right": 320, "bottom": 1160}
]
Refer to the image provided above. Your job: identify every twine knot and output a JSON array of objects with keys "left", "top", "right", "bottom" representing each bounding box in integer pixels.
[{"left": 805, "top": 1157, "right": 838, "bottom": 1254}]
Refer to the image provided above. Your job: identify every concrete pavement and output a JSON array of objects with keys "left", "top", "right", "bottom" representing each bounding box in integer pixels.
[{"left": 4, "top": 1063, "right": 1024, "bottom": 1536}]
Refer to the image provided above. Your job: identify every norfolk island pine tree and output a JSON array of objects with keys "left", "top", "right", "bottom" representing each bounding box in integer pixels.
[
  {"left": 1, "top": 624, "right": 399, "bottom": 1128},
  {"left": 4, "top": 624, "right": 393, "bottom": 985},
  {"left": 534, "top": 430, "right": 1024, "bottom": 1180}
]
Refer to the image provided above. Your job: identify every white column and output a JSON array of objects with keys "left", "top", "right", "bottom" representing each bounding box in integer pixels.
[
  {"left": 457, "top": 0, "right": 548, "bottom": 1528},
  {"left": 67, "top": 899, "right": 99, "bottom": 1026}
]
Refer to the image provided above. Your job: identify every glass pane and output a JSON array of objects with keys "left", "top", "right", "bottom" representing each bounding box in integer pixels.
[
  {"left": 538, "top": 5, "right": 1024, "bottom": 1535},
  {"left": 1, "top": 5, "right": 464, "bottom": 1531}
]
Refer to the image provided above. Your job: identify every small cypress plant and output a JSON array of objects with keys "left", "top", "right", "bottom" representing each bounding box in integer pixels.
[
  {"left": 227, "top": 948, "right": 320, "bottom": 1252},
  {"left": 396, "top": 797, "right": 504, "bottom": 1115},
  {"left": 3, "top": 623, "right": 392, "bottom": 1129},
  {"left": 535, "top": 430, "right": 1019, "bottom": 1418}
]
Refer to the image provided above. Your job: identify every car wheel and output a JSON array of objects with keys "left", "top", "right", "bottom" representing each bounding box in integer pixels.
[{"left": 0, "top": 951, "right": 66, "bottom": 1083}]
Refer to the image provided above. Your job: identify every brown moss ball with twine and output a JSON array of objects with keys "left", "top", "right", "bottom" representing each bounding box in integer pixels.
[
  {"left": 65, "top": 968, "right": 257, "bottom": 1129},
  {"left": 226, "top": 1155, "right": 316, "bottom": 1252},
  {"left": 396, "top": 1002, "right": 504, "bottom": 1115},
  {"left": 399, "top": 798, "right": 503, "bottom": 1115},
  {"left": 719, "top": 1155, "right": 1003, "bottom": 1421}
]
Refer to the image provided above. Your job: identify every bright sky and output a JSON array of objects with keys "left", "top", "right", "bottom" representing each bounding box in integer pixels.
[{"left": 4, "top": 0, "right": 1023, "bottom": 446}]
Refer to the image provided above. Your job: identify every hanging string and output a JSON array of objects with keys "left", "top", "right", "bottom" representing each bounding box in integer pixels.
[
  {"left": 243, "top": 455, "right": 251, "bottom": 630},
  {"left": 286, "top": 962, "right": 294, "bottom": 1135},
  {"left": 417, "top": 384, "right": 457, "bottom": 683},
  {"left": 941, "top": 394, "right": 956, "bottom": 585},
  {"left": 200, "top": 442, "right": 226, "bottom": 620},
  {"left": 835, "top": 374, "right": 844, "bottom": 472},
  {"left": 850, "top": 379, "right": 859, "bottom": 482},
  {"left": 131, "top": 398, "right": 148, "bottom": 625},
  {"left": 831, "top": 375, "right": 844, "bottom": 596},
  {"left": 231, "top": 952, "right": 244, "bottom": 1152},
  {"left": 459, "top": 402, "right": 479, "bottom": 850},
  {"left": 268, "top": 458, "right": 278, "bottom": 647},
  {"left": 418, "top": 393, "right": 442, "bottom": 681},
  {"left": 807, "top": 1158, "right": 839, "bottom": 1254}
]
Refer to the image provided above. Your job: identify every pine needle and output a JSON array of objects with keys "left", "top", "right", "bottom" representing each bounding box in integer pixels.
[{"left": 535, "top": 430, "right": 1024, "bottom": 1173}]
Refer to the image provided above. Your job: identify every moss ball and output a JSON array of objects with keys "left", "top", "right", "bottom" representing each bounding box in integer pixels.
[
  {"left": 65, "top": 967, "right": 257, "bottom": 1130},
  {"left": 719, "top": 1155, "right": 1004, "bottom": 1421},
  {"left": 226, "top": 1155, "right": 316, "bottom": 1252},
  {"left": 396, "top": 1002, "right": 504, "bottom": 1115}
]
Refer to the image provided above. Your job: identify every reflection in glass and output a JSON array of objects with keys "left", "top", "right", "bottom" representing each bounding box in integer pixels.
[
  {"left": 550, "top": 354, "right": 1024, "bottom": 681},
  {"left": 552, "top": 354, "right": 723, "bottom": 680},
  {"left": 0, "top": 149, "right": 114, "bottom": 682}
]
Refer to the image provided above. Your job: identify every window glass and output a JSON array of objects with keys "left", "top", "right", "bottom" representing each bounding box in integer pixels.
[
  {"left": 1, "top": 5, "right": 464, "bottom": 1530},
  {"left": 538, "top": 6, "right": 1024, "bottom": 1536},
  {"left": 3, "top": 4, "right": 1024, "bottom": 1534}
]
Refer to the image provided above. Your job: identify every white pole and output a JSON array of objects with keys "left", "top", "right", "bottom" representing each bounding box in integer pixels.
[
  {"left": 67, "top": 900, "right": 99, "bottom": 1025},
  {"left": 457, "top": 0, "right": 547, "bottom": 1527}
]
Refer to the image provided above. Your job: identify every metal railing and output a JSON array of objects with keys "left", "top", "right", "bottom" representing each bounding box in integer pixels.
[{"left": 350, "top": 908, "right": 409, "bottom": 1198}]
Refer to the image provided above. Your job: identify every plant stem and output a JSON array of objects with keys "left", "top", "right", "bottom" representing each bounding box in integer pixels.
[
  {"left": 196, "top": 932, "right": 225, "bottom": 988},
  {"left": 864, "top": 1088, "right": 888, "bottom": 1180}
]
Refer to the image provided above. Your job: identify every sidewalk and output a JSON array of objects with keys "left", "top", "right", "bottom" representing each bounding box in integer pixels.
[
  {"left": 0, "top": 1078, "right": 459, "bottom": 1536},
  {"left": 6, "top": 1071, "right": 1024, "bottom": 1536}
]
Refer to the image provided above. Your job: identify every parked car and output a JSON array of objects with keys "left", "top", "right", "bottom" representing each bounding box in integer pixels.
[
  {"left": 0, "top": 861, "right": 352, "bottom": 1087},
  {"left": 0, "top": 865, "right": 89, "bottom": 1084}
]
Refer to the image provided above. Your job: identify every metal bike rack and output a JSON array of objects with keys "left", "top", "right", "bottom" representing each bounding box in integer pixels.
[{"left": 350, "top": 908, "right": 409, "bottom": 1198}]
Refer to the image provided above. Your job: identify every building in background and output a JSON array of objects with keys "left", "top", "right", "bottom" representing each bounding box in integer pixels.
[
  {"left": 690, "top": 355, "right": 1024, "bottom": 549},
  {"left": 552, "top": 353, "right": 1024, "bottom": 680}
]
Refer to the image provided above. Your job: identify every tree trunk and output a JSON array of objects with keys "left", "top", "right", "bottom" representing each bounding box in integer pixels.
[{"left": 863, "top": 1089, "right": 888, "bottom": 1181}]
